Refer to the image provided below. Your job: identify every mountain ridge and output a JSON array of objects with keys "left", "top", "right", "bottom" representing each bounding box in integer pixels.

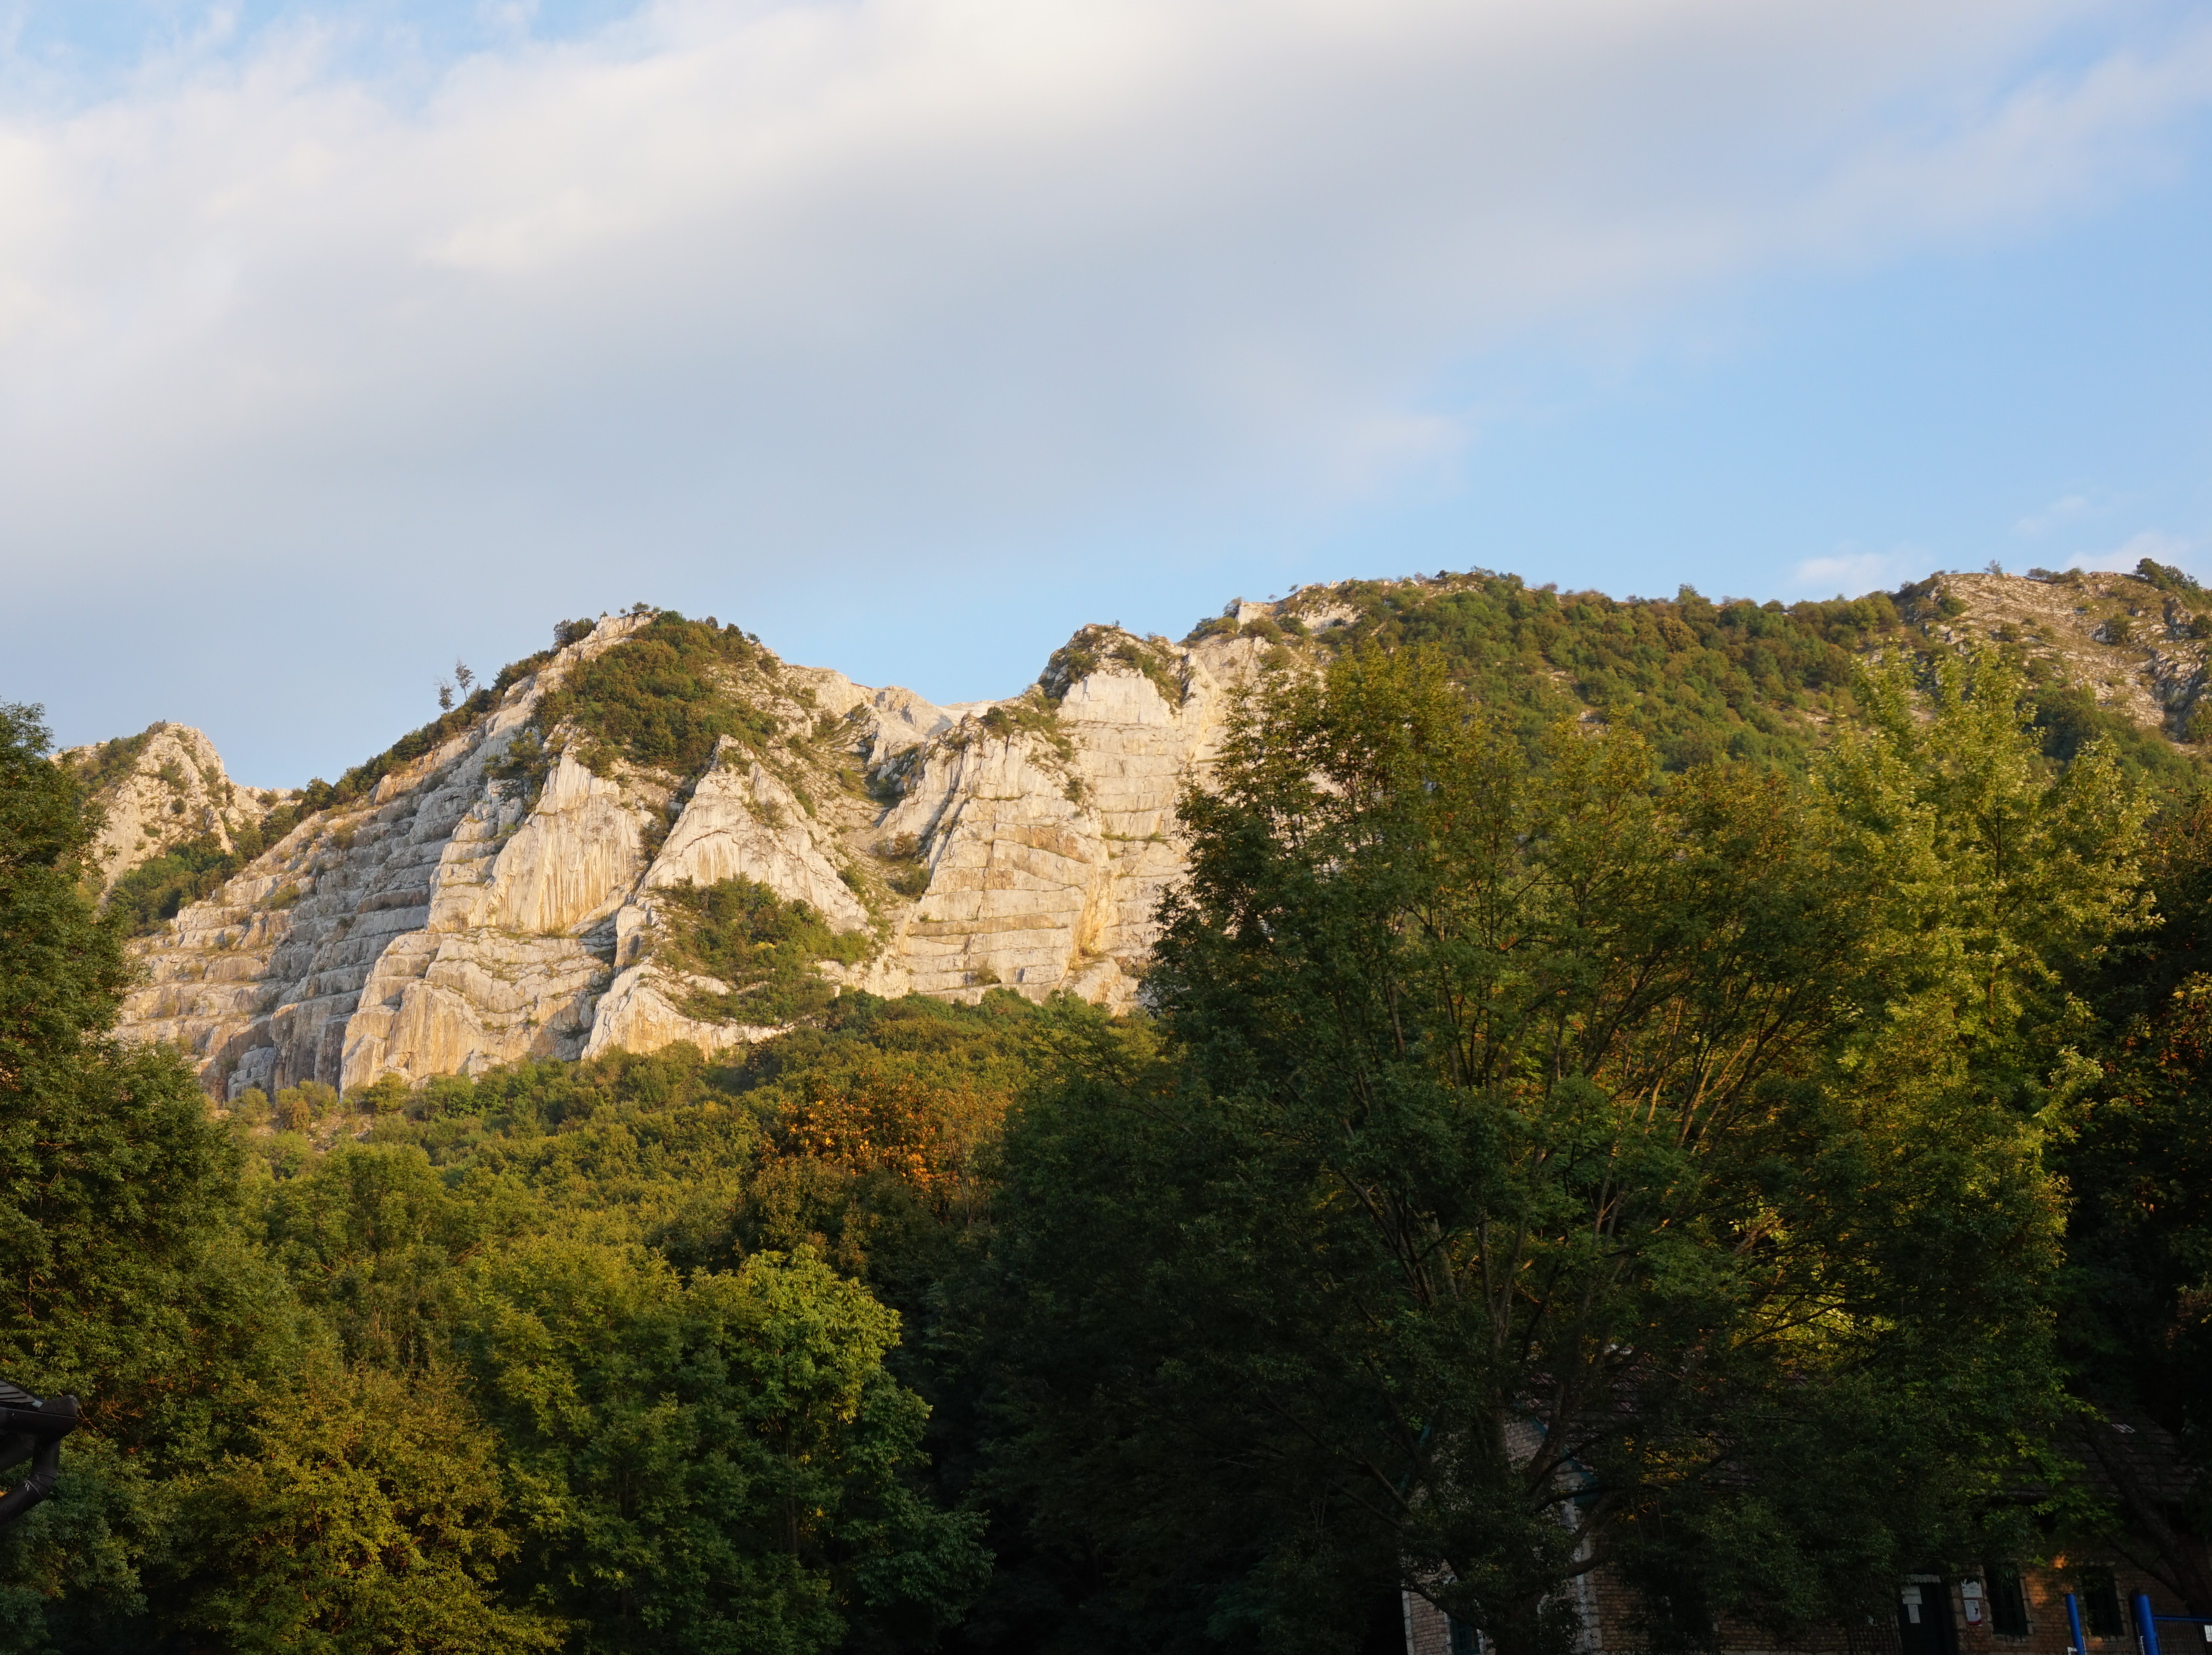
[
  {"left": 104, "top": 607, "right": 1263, "bottom": 1100},
  {"left": 79, "top": 562, "right": 2210, "bottom": 1100}
]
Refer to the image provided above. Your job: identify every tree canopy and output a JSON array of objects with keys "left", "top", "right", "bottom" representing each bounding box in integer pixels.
[
  {"left": 963, "top": 649, "right": 2151, "bottom": 1654},
  {"left": 3, "top": 612, "right": 2209, "bottom": 1655}
]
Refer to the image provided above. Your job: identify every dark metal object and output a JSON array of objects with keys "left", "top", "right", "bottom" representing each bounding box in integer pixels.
[{"left": 0, "top": 1380, "right": 78, "bottom": 1526}]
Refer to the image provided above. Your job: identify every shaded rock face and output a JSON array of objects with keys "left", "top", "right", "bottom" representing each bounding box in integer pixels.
[
  {"left": 114, "top": 615, "right": 1267, "bottom": 1099},
  {"left": 58, "top": 722, "right": 295, "bottom": 894}
]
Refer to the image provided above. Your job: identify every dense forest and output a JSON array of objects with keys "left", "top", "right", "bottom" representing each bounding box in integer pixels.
[{"left": 3, "top": 579, "right": 2209, "bottom": 1653}]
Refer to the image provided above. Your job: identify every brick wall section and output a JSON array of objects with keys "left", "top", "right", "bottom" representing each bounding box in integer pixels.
[
  {"left": 1986, "top": 1559, "right": 2198, "bottom": 1655},
  {"left": 1404, "top": 1591, "right": 1452, "bottom": 1655}
]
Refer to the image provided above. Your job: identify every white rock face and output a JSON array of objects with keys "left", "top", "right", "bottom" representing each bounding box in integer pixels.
[
  {"left": 645, "top": 746, "right": 872, "bottom": 930},
  {"left": 110, "top": 612, "right": 1268, "bottom": 1099},
  {"left": 58, "top": 722, "right": 295, "bottom": 895},
  {"left": 872, "top": 650, "right": 1245, "bottom": 1005},
  {"left": 438, "top": 753, "right": 646, "bottom": 937},
  {"left": 583, "top": 964, "right": 774, "bottom": 1061}
]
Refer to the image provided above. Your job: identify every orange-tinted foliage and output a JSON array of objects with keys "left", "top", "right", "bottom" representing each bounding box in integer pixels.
[{"left": 774, "top": 1060, "right": 1013, "bottom": 1205}]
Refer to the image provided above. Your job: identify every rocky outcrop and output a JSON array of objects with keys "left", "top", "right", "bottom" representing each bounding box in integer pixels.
[
  {"left": 1911, "top": 570, "right": 2212, "bottom": 736},
  {"left": 643, "top": 745, "right": 874, "bottom": 933},
  {"left": 875, "top": 656, "right": 1235, "bottom": 1004},
  {"left": 59, "top": 722, "right": 295, "bottom": 893},
  {"left": 113, "top": 612, "right": 1270, "bottom": 1100}
]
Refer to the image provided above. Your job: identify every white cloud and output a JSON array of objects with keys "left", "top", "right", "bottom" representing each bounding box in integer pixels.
[
  {"left": 2015, "top": 492, "right": 2094, "bottom": 535},
  {"left": 1790, "top": 546, "right": 1926, "bottom": 595},
  {"left": 0, "top": 0, "right": 2204, "bottom": 585}
]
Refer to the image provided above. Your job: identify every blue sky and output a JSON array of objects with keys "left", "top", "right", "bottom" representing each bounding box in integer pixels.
[{"left": 3, "top": 0, "right": 2210, "bottom": 784}]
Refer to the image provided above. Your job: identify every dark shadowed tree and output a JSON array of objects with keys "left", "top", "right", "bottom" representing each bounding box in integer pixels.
[
  {"left": 967, "top": 650, "right": 2141, "bottom": 1655},
  {"left": 0, "top": 703, "right": 306, "bottom": 1650}
]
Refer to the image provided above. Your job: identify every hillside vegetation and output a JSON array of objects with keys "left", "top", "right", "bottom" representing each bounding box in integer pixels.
[
  {"left": 8, "top": 566, "right": 2211, "bottom": 1653},
  {"left": 1257, "top": 560, "right": 2210, "bottom": 787}
]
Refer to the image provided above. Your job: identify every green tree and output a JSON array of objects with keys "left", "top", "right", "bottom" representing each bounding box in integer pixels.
[
  {"left": 1819, "top": 652, "right": 2150, "bottom": 1106},
  {"left": 173, "top": 1362, "right": 562, "bottom": 1653},
  {"left": 0, "top": 704, "right": 307, "bottom": 1647},
  {"left": 2052, "top": 972, "right": 2212, "bottom": 1610},
  {"left": 970, "top": 649, "right": 2135, "bottom": 1655},
  {"left": 276, "top": 1078, "right": 338, "bottom": 1130},
  {"left": 456, "top": 1238, "right": 986, "bottom": 1654},
  {"left": 2052, "top": 792, "right": 2212, "bottom": 1610},
  {"left": 255, "top": 1145, "right": 539, "bottom": 1372}
]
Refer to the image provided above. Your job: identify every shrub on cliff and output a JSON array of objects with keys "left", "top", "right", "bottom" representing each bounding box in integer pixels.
[
  {"left": 532, "top": 613, "right": 778, "bottom": 779},
  {"left": 660, "top": 875, "right": 874, "bottom": 1026},
  {"left": 1311, "top": 573, "right": 1906, "bottom": 773}
]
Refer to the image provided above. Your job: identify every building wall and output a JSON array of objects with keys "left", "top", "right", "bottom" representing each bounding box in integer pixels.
[{"left": 1404, "top": 1559, "right": 2203, "bottom": 1655}]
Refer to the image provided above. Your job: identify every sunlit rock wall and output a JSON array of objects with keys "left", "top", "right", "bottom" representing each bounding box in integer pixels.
[{"left": 114, "top": 612, "right": 1269, "bottom": 1098}]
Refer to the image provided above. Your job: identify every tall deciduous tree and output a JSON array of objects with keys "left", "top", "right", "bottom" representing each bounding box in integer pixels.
[
  {"left": 971, "top": 650, "right": 2142, "bottom": 1655},
  {"left": 2055, "top": 792, "right": 2212, "bottom": 1611},
  {"left": 0, "top": 705, "right": 305, "bottom": 1648},
  {"left": 455, "top": 1238, "right": 987, "bottom": 1655}
]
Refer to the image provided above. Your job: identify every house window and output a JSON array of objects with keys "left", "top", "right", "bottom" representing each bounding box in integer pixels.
[
  {"left": 2076, "top": 1569, "right": 2123, "bottom": 1638},
  {"left": 1448, "top": 1615, "right": 1482, "bottom": 1655},
  {"left": 1985, "top": 1564, "right": 2029, "bottom": 1637}
]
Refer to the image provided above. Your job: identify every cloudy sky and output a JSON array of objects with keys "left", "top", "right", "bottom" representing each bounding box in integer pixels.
[{"left": 3, "top": 0, "right": 2209, "bottom": 784}]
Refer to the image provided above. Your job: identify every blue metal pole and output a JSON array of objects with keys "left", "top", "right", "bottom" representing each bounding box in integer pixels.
[
  {"left": 2137, "top": 1594, "right": 2162, "bottom": 1655},
  {"left": 2068, "top": 1593, "right": 2089, "bottom": 1655}
]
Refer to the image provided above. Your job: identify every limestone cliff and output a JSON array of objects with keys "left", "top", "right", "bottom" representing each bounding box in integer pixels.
[
  {"left": 60, "top": 722, "right": 296, "bottom": 895},
  {"left": 114, "top": 613, "right": 1269, "bottom": 1100}
]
